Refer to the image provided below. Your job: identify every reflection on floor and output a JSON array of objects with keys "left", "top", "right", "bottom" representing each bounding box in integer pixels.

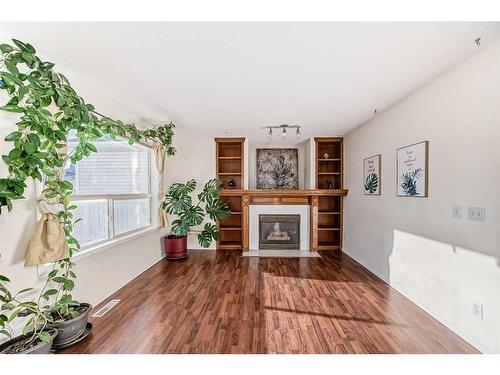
[{"left": 60, "top": 250, "right": 478, "bottom": 354}]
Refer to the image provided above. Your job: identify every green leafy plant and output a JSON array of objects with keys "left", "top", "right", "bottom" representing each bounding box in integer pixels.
[
  {"left": 364, "top": 172, "right": 379, "bottom": 194},
  {"left": 0, "top": 39, "right": 176, "bottom": 350},
  {"left": 162, "top": 179, "right": 230, "bottom": 247},
  {"left": 0, "top": 275, "right": 55, "bottom": 352},
  {"left": 400, "top": 168, "right": 422, "bottom": 196}
]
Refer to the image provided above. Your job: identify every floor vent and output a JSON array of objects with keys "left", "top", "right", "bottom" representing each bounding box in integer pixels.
[{"left": 92, "top": 299, "right": 120, "bottom": 318}]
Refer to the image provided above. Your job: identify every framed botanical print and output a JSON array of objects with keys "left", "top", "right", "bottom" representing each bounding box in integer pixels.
[
  {"left": 397, "top": 141, "right": 429, "bottom": 197},
  {"left": 256, "top": 148, "right": 298, "bottom": 189},
  {"left": 363, "top": 154, "right": 381, "bottom": 195}
]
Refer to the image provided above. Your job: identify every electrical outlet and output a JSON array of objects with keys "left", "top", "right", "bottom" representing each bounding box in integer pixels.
[
  {"left": 472, "top": 303, "right": 484, "bottom": 319},
  {"left": 468, "top": 207, "right": 486, "bottom": 222},
  {"left": 452, "top": 206, "right": 462, "bottom": 219}
]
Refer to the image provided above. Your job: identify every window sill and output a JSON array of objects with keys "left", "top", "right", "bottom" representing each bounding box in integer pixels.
[{"left": 37, "top": 226, "right": 161, "bottom": 276}]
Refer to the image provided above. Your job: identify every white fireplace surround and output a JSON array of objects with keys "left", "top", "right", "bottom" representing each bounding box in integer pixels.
[{"left": 249, "top": 205, "right": 310, "bottom": 251}]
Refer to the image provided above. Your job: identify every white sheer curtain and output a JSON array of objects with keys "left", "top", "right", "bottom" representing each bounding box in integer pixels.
[{"left": 153, "top": 142, "right": 167, "bottom": 227}]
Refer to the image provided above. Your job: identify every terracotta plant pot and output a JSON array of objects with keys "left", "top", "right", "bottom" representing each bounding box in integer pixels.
[{"left": 162, "top": 235, "right": 188, "bottom": 259}]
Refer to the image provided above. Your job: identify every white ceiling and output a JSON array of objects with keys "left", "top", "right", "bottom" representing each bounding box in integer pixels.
[{"left": 1, "top": 22, "right": 500, "bottom": 143}]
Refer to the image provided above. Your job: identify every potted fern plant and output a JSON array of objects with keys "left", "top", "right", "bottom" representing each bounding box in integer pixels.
[{"left": 161, "top": 178, "right": 230, "bottom": 259}]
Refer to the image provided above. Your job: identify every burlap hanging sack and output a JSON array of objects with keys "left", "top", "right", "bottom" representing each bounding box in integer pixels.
[{"left": 24, "top": 213, "right": 69, "bottom": 267}]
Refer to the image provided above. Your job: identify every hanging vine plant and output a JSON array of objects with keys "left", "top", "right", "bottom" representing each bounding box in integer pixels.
[{"left": 0, "top": 39, "right": 176, "bottom": 350}]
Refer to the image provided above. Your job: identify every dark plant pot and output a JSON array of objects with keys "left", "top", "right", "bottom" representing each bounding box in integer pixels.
[
  {"left": 162, "top": 235, "right": 188, "bottom": 259},
  {"left": 0, "top": 328, "right": 58, "bottom": 354},
  {"left": 48, "top": 302, "right": 92, "bottom": 347}
]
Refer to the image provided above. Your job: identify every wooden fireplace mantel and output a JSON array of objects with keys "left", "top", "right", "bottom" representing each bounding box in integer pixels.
[
  {"left": 221, "top": 189, "right": 348, "bottom": 196},
  {"left": 218, "top": 189, "right": 349, "bottom": 252},
  {"left": 221, "top": 189, "right": 348, "bottom": 205},
  {"left": 215, "top": 137, "right": 347, "bottom": 253}
]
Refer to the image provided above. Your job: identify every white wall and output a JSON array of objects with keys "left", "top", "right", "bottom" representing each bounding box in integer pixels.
[
  {"left": 344, "top": 40, "right": 500, "bottom": 353},
  {"left": 164, "top": 128, "right": 217, "bottom": 249}
]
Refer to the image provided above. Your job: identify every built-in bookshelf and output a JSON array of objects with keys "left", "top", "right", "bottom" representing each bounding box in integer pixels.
[
  {"left": 214, "top": 136, "right": 346, "bottom": 252},
  {"left": 317, "top": 196, "right": 342, "bottom": 250},
  {"left": 215, "top": 138, "right": 245, "bottom": 189},
  {"left": 215, "top": 138, "right": 245, "bottom": 250},
  {"left": 315, "top": 137, "right": 343, "bottom": 250},
  {"left": 217, "top": 195, "right": 243, "bottom": 250},
  {"left": 315, "top": 137, "right": 343, "bottom": 190}
]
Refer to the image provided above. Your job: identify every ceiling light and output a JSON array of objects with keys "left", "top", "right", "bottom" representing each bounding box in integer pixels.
[{"left": 264, "top": 124, "right": 301, "bottom": 138}]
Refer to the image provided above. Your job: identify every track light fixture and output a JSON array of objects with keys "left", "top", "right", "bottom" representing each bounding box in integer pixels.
[{"left": 265, "top": 124, "right": 301, "bottom": 138}]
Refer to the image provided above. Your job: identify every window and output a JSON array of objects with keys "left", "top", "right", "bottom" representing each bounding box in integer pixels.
[{"left": 61, "top": 134, "right": 154, "bottom": 248}]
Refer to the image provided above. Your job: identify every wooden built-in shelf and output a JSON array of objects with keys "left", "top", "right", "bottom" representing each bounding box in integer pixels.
[
  {"left": 218, "top": 242, "right": 242, "bottom": 250},
  {"left": 214, "top": 136, "right": 345, "bottom": 253},
  {"left": 318, "top": 244, "right": 340, "bottom": 251},
  {"left": 315, "top": 137, "right": 343, "bottom": 190},
  {"left": 314, "top": 137, "right": 344, "bottom": 251},
  {"left": 215, "top": 141, "right": 245, "bottom": 250},
  {"left": 215, "top": 137, "right": 245, "bottom": 192}
]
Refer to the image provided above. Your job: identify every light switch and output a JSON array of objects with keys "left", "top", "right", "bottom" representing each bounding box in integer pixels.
[
  {"left": 452, "top": 206, "right": 462, "bottom": 219},
  {"left": 468, "top": 207, "right": 486, "bottom": 222}
]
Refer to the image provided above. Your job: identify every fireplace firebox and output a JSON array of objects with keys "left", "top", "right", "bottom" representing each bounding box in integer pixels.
[{"left": 259, "top": 214, "right": 300, "bottom": 250}]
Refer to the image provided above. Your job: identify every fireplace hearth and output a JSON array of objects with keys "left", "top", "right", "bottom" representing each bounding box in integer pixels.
[{"left": 259, "top": 214, "right": 300, "bottom": 250}]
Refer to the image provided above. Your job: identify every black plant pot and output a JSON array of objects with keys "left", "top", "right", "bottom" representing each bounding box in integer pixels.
[
  {"left": 0, "top": 328, "right": 58, "bottom": 354},
  {"left": 48, "top": 302, "right": 92, "bottom": 347}
]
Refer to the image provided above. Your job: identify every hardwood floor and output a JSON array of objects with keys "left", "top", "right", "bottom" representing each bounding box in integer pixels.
[{"left": 61, "top": 251, "right": 478, "bottom": 354}]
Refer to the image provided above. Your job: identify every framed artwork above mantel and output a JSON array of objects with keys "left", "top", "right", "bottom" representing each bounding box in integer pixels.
[{"left": 256, "top": 148, "right": 299, "bottom": 189}]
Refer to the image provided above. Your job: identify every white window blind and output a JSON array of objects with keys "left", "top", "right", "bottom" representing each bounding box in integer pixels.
[{"left": 62, "top": 135, "right": 153, "bottom": 248}]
